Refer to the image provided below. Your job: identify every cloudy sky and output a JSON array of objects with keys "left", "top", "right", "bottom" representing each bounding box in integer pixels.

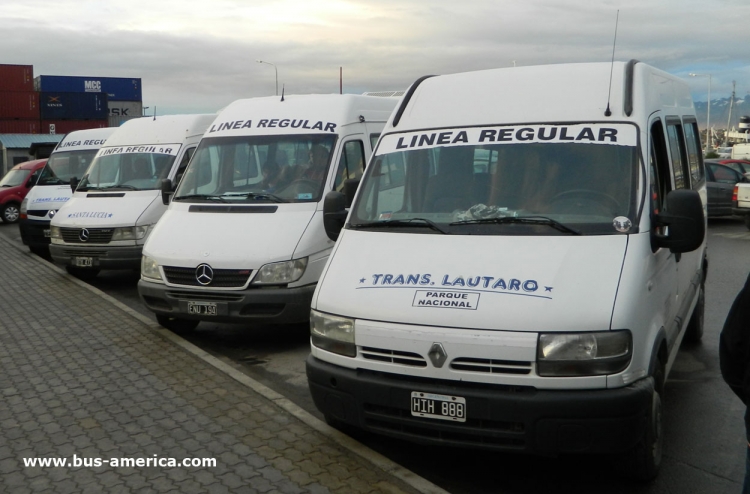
[{"left": 2, "top": 0, "right": 748, "bottom": 115}]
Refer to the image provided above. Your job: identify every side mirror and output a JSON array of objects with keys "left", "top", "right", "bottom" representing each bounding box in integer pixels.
[
  {"left": 69, "top": 176, "right": 78, "bottom": 192},
  {"left": 323, "top": 191, "right": 348, "bottom": 241},
  {"left": 653, "top": 189, "right": 705, "bottom": 253},
  {"left": 161, "top": 179, "right": 174, "bottom": 205},
  {"left": 342, "top": 177, "right": 360, "bottom": 208}
]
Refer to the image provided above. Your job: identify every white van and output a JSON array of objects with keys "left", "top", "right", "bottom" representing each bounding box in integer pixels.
[
  {"left": 731, "top": 142, "right": 750, "bottom": 160},
  {"left": 307, "top": 62, "right": 707, "bottom": 480},
  {"left": 137, "top": 94, "right": 397, "bottom": 331},
  {"left": 19, "top": 127, "right": 116, "bottom": 256},
  {"left": 49, "top": 114, "right": 215, "bottom": 277}
]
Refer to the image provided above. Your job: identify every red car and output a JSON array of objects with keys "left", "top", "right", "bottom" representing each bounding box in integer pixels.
[
  {"left": 0, "top": 159, "right": 46, "bottom": 223},
  {"left": 718, "top": 159, "right": 750, "bottom": 178}
]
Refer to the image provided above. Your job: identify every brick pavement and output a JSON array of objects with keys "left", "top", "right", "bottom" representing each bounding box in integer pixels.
[{"left": 0, "top": 236, "right": 442, "bottom": 494}]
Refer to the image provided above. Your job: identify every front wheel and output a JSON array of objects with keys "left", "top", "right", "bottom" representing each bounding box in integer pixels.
[
  {"left": 744, "top": 215, "right": 750, "bottom": 231},
  {"left": 1, "top": 202, "right": 20, "bottom": 223},
  {"left": 683, "top": 284, "right": 705, "bottom": 343},
  {"left": 624, "top": 361, "right": 664, "bottom": 481},
  {"left": 156, "top": 314, "right": 199, "bottom": 333}
]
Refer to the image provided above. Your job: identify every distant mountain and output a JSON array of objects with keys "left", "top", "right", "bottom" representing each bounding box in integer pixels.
[{"left": 694, "top": 97, "right": 750, "bottom": 130}]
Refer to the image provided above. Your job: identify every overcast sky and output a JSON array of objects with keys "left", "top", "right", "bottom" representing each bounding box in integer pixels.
[{"left": 2, "top": 0, "right": 748, "bottom": 115}]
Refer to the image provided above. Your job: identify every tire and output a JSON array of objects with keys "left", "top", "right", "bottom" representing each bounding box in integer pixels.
[
  {"left": 65, "top": 266, "right": 100, "bottom": 280},
  {"left": 1, "top": 202, "right": 20, "bottom": 223},
  {"left": 683, "top": 284, "right": 705, "bottom": 343},
  {"left": 745, "top": 215, "right": 750, "bottom": 231},
  {"left": 625, "top": 360, "right": 664, "bottom": 481},
  {"left": 156, "top": 314, "right": 199, "bottom": 333}
]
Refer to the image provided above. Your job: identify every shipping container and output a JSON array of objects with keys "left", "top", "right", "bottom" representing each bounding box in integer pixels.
[
  {"left": 108, "top": 115, "right": 141, "bottom": 128},
  {"left": 0, "top": 120, "right": 38, "bottom": 133},
  {"left": 35, "top": 75, "right": 142, "bottom": 101},
  {"left": 40, "top": 119, "right": 109, "bottom": 135},
  {"left": 0, "top": 91, "right": 39, "bottom": 119},
  {"left": 108, "top": 100, "right": 143, "bottom": 118},
  {"left": 39, "top": 92, "right": 108, "bottom": 120},
  {"left": 0, "top": 65, "right": 34, "bottom": 92}
]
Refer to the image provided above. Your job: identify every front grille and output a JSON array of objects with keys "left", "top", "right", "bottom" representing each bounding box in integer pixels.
[
  {"left": 27, "top": 209, "right": 49, "bottom": 217},
  {"left": 361, "top": 347, "right": 427, "bottom": 367},
  {"left": 60, "top": 228, "right": 114, "bottom": 244},
  {"left": 162, "top": 266, "right": 252, "bottom": 288},
  {"left": 165, "top": 291, "right": 244, "bottom": 302},
  {"left": 62, "top": 249, "right": 106, "bottom": 258},
  {"left": 450, "top": 357, "right": 533, "bottom": 375}
]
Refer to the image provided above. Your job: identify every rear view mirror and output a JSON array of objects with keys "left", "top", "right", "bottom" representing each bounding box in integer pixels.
[
  {"left": 653, "top": 189, "right": 705, "bottom": 253},
  {"left": 342, "top": 178, "right": 360, "bottom": 208},
  {"left": 323, "top": 191, "right": 348, "bottom": 241},
  {"left": 161, "top": 179, "right": 174, "bottom": 205},
  {"left": 69, "top": 177, "right": 78, "bottom": 192}
]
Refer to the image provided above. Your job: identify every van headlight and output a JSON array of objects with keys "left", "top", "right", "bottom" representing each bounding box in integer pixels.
[
  {"left": 112, "top": 224, "right": 153, "bottom": 241},
  {"left": 536, "top": 330, "right": 632, "bottom": 377},
  {"left": 141, "top": 256, "right": 163, "bottom": 282},
  {"left": 50, "top": 225, "right": 62, "bottom": 239},
  {"left": 310, "top": 310, "right": 356, "bottom": 357},
  {"left": 252, "top": 258, "right": 308, "bottom": 285},
  {"left": 20, "top": 197, "right": 28, "bottom": 216}
]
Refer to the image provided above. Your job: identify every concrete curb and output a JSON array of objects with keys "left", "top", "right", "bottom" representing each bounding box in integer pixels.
[{"left": 1, "top": 234, "right": 449, "bottom": 494}]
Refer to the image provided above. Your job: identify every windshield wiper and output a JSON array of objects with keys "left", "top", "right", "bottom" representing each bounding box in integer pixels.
[
  {"left": 222, "top": 192, "right": 288, "bottom": 203},
  {"left": 350, "top": 218, "right": 449, "bottom": 234},
  {"left": 99, "top": 184, "right": 141, "bottom": 191},
  {"left": 449, "top": 216, "right": 582, "bottom": 235},
  {"left": 173, "top": 194, "right": 228, "bottom": 203}
]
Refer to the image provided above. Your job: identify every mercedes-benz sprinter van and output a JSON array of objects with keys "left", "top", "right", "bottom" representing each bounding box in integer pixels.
[
  {"left": 307, "top": 62, "right": 707, "bottom": 480},
  {"left": 137, "top": 94, "right": 397, "bottom": 331},
  {"left": 49, "top": 114, "right": 215, "bottom": 278}
]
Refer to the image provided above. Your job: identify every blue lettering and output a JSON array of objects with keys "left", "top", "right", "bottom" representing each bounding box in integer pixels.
[
  {"left": 407, "top": 274, "right": 420, "bottom": 285},
  {"left": 420, "top": 274, "right": 431, "bottom": 285},
  {"left": 509, "top": 279, "right": 521, "bottom": 291},
  {"left": 393, "top": 275, "right": 405, "bottom": 285},
  {"left": 372, "top": 274, "right": 383, "bottom": 284},
  {"left": 466, "top": 276, "right": 480, "bottom": 287},
  {"left": 451, "top": 277, "right": 465, "bottom": 287},
  {"left": 492, "top": 279, "right": 507, "bottom": 290},
  {"left": 383, "top": 274, "right": 394, "bottom": 285},
  {"left": 523, "top": 280, "right": 538, "bottom": 292},
  {"left": 482, "top": 276, "right": 494, "bottom": 288},
  {"left": 441, "top": 275, "right": 451, "bottom": 286}
]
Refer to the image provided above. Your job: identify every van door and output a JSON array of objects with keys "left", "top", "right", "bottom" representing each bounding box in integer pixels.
[{"left": 648, "top": 117, "right": 680, "bottom": 350}]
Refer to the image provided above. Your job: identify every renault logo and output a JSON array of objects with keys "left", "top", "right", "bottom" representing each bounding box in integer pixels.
[
  {"left": 195, "top": 264, "right": 214, "bottom": 286},
  {"left": 79, "top": 228, "right": 90, "bottom": 242},
  {"left": 428, "top": 343, "right": 448, "bottom": 368},
  {"left": 48, "top": 209, "right": 56, "bottom": 219}
]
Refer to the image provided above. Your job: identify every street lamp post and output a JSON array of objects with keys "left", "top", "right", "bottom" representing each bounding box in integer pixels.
[
  {"left": 256, "top": 60, "right": 278, "bottom": 96},
  {"left": 689, "top": 72, "right": 712, "bottom": 154}
]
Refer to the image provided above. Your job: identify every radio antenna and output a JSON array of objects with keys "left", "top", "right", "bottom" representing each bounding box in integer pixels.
[
  {"left": 604, "top": 10, "right": 619, "bottom": 117},
  {"left": 153, "top": 106, "right": 157, "bottom": 121}
]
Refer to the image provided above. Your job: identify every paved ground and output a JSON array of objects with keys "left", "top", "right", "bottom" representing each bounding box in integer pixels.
[{"left": 0, "top": 235, "right": 443, "bottom": 494}]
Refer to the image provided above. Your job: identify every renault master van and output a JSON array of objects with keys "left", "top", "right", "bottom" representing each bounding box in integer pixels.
[
  {"left": 20, "top": 127, "right": 116, "bottom": 256},
  {"left": 137, "top": 94, "right": 397, "bottom": 331},
  {"left": 307, "top": 61, "right": 707, "bottom": 480},
  {"left": 49, "top": 114, "right": 215, "bottom": 278}
]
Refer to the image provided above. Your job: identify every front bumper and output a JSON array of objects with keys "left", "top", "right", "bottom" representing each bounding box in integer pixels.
[
  {"left": 306, "top": 355, "right": 653, "bottom": 455},
  {"left": 138, "top": 279, "right": 316, "bottom": 324},
  {"left": 19, "top": 218, "right": 51, "bottom": 248},
  {"left": 49, "top": 243, "right": 143, "bottom": 270}
]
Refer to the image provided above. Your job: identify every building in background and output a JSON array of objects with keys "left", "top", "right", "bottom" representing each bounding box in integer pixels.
[{"left": 0, "top": 134, "right": 63, "bottom": 175}]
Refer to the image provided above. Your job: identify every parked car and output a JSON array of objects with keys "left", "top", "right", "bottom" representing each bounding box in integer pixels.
[
  {"left": 0, "top": 159, "right": 46, "bottom": 223},
  {"left": 705, "top": 160, "right": 749, "bottom": 217},
  {"left": 716, "top": 147, "right": 733, "bottom": 158},
  {"left": 717, "top": 159, "right": 750, "bottom": 178}
]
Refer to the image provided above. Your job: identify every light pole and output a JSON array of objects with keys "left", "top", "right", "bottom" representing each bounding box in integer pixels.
[
  {"left": 689, "top": 72, "right": 712, "bottom": 154},
  {"left": 256, "top": 60, "right": 278, "bottom": 96}
]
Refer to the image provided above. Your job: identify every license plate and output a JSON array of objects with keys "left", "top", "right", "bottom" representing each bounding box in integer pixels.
[
  {"left": 74, "top": 257, "right": 93, "bottom": 267},
  {"left": 411, "top": 391, "right": 467, "bottom": 422},
  {"left": 187, "top": 301, "right": 217, "bottom": 316},
  {"left": 43, "top": 229, "right": 51, "bottom": 238}
]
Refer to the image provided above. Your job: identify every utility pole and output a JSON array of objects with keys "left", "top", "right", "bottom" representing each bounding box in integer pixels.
[{"left": 725, "top": 81, "right": 736, "bottom": 146}]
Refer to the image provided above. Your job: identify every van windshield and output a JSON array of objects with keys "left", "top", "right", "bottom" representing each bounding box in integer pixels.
[
  {"left": 79, "top": 145, "right": 181, "bottom": 191},
  {"left": 38, "top": 150, "right": 99, "bottom": 185},
  {"left": 174, "top": 134, "right": 337, "bottom": 203},
  {"left": 0, "top": 169, "right": 31, "bottom": 187},
  {"left": 352, "top": 124, "right": 639, "bottom": 235}
]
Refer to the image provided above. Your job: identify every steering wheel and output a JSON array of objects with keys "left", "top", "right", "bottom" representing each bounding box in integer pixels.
[{"left": 549, "top": 189, "right": 621, "bottom": 213}]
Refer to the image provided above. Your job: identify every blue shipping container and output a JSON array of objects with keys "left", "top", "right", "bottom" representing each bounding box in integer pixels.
[
  {"left": 35, "top": 75, "right": 142, "bottom": 102},
  {"left": 39, "top": 92, "right": 109, "bottom": 120}
]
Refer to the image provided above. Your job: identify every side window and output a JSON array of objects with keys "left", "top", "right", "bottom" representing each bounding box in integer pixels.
[
  {"left": 666, "top": 119, "right": 690, "bottom": 189},
  {"left": 333, "top": 140, "right": 365, "bottom": 192},
  {"left": 174, "top": 147, "right": 195, "bottom": 183},
  {"left": 369, "top": 134, "right": 381, "bottom": 151},
  {"left": 683, "top": 120, "right": 705, "bottom": 185},
  {"left": 650, "top": 119, "right": 672, "bottom": 217},
  {"left": 708, "top": 163, "right": 741, "bottom": 184}
]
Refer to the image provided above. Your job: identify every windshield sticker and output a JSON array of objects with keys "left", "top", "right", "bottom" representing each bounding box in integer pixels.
[
  {"left": 207, "top": 118, "right": 337, "bottom": 134},
  {"left": 98, "top": 145, "right": 180, "bottom": 157},
  {"left": 377, "top": 124, "right": 637, "bottom": 154},
  {"left": 57, "top": 139, "right": 107, "bottom": 151},
  {"left": 413, "top": 290, "right": 480, "bottom": 310},
  {"left": 357, "top": 273, "right": 552, "bottom": 300},
  {"left": 297, "top": 193, "right": 313, "bottom": 200},
  {"left": 66, "top": 211, "right": 113, "bottom": 219}
]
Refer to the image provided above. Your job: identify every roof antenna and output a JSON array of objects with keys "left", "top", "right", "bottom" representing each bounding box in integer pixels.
[
  {"left": 604, "top": 10, "right": 619, "bottom": 117},
  {"left": 280, "top": 85, "right": 285, "bottom": 102},
  {"left": 153, "top": 106, "right": 157, "bottom": 121}
]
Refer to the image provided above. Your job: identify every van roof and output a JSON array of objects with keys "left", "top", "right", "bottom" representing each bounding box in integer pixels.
[
  {"left": 54, "top": 127, "right": 118, "bottom": 152},
  {"left": 206, "top": 94, "right": 398, "bottom": 138},
  {"left": 104, "top": 114, "right": 216, "bottom": 147},
  {"left": 389, "top": 62, "right": 694, "bottom": 131},
  {"left": 12, "top": 159, "right": 47, "bottom": 171}
]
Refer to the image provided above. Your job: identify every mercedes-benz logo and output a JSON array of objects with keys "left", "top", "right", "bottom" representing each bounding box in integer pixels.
[
  {"left": 79, "top": 228, "right": 90, "bottom": 242},
  {"left": 195, "top": 264, "right": 214, "bottom": 286}
]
